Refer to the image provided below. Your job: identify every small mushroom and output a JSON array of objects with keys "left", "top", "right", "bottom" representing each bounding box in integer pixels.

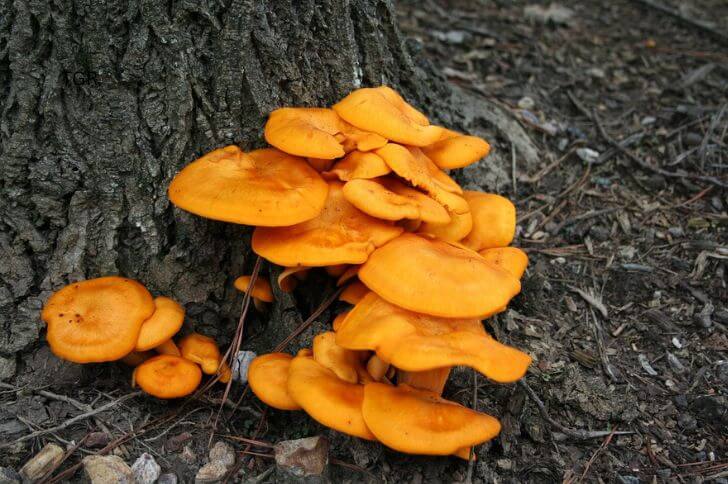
[
  {"left": 133, "top": 355, "right": 202, "bottom": 399},
  {"left": 359, "top": 234, "right": 521, "bottom": 318},
  {"left": 422, "top": 129, "right": 491, "bottom": 170},
  {"left": 178, "top": 333, "right": 223, "bottom": 375},
  {"left": 312, "top": 332, "right": 371, "bottom": 384},
  {"left": 365, "top": 355, "right": 390, "bottom": 382},
  {"left": 361, "top": 383, "right": 501, "bottom": 456},
  {"left": 41, "top": 277, "right": 155, "bottom": 363},
  {"left": 252, "top": 182, "right": 403, "bottom": 267},
  {"left": 323, "top": 151, "right": 391, "bottom": 182},
  {"left": 478, "top": 247, "right": 529, "bottom": 279},
  {"left": 460, "top": 192, "right": 516, "bottom": 251},
  {"left": 277, "top": 267, "right": 309, "bottom": 293},
  {"left": 338, "top": 281, "right": 369, "bottom": 305},
  {"left": 135, "top": 297, "right": 185, "bottom": 352},
  {"left": 234, "top": 275, "right": 274, "bottom": 311},
  {"left": 264, "top": 108, "right": 347, "bottom": 159},
  {"left": 168, "top": 146, "right": 329, "bottom": 226},
  {"left": 248, "top": 353, "right": 301, "bottom": 410}
]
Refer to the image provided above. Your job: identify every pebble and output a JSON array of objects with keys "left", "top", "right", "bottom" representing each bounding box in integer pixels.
[
  {"left": 195, "top": 462, "right": 228, "bottom": 483},
  {"left": 208, "top": 441, "right": 236, "bottom": 469},
  {"left": 576, "top": 147, "right": 600, "bottom": 164},
  {"left": 85, "top": 432, "right": 111, "bottom": 448},
  {"left": 587, "top": 67, "right": 605, "bottom": 79},
  {"left": 524, "top": 4, "right": 574, "bottom": 24},
  {"left": 82, "top": 455, "right": 133, "bottom": 484},
  {"left": 274, "top": 436, "right": 329, "bottom": 478},
  {"left": 131, "top": 453, "right": 161, "bottom": 484},
  {"left": 19, "top": 443, "right": 64, "bottom": 482},
  {"left": 233, "top": 351, "right": 257, "bottom": 383},
  {"left": 666, "top": 352, "right": 685, "bottom": 374},
  {"left": 517, "top": 96, "right": 535, "bottom": 109}
]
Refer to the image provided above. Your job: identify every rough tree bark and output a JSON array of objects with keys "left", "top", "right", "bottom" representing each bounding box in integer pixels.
[{"left": 0, "top": 0, "right": 536, "bottom": 379}]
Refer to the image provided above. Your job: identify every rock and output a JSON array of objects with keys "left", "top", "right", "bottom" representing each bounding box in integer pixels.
[
  {"left": 19, "top": 443, "right": 64, "bottom": 482},
  {"left": 576, "top": 147, "right": 600, "bottom": 164},
  {"left": 85, "top": 432, "right": 111, "bottom": 448},
  {"left": 195, "top": 461, "right": 228, "bottom": 483},
  {"left": 517, "top": 96, "right": 535, "bottom": 109},
  {"left": 694, "top": 302, "right": 714, "bottom": 328},
  {"left": 82, "top": 455, "right": 133, "bottom": 483},
  {"left": 0, "top": 355, "right": 16, "bottom": 381},
  {"left": 158, "top": 473, "right": 178, "bottom": 484},
  {"left": 131, "top": 453, "right": 161, "bottom": 484},
  {"left": 233, "top": 351, "right": 257, "bottom": 383},
  {"left": 0, "top": 467, "right": 21, "bottom": 484},
  {"left": 524, "top": 3, "right": 574, "bottom": 25},
  {"left": 274, "top": 436, "right": 329, "bottom": 480},
  {"left": 208, "top": 441, "right": 235, "bottom": 469}
]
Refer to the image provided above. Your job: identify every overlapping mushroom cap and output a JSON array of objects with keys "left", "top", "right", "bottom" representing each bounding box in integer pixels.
[
  {"left": 135, "top": 297, "right": 185, "bottom": 352},
  {"left": 168, "top": 146, "right": 329, "bottom": 226},
  {"left": 42, "top": 277, "right": 155, "bottom": 363},
  {"left": 179, "top": 333, "right": 223, "bottom": 375},
  {"left": 324, "top": 151, "right": 391, "bottom": 181},
  {"left": 479, "top": 247, "right": 529, "bottom": 279},
  {"left": 252, "top": 182, "right": 403, "bottom": 266},
  {"left": 359, "top": 234, "right": 521, "bottom": 318},
  {"left": 248, "top": 353, "right": 301, "bottom": 410},
  {"left": 461, "top": 192, "right": 516, "bottom": 251},
  {"left": 422, "top": 129, "right": 491, "bottom": 170}
]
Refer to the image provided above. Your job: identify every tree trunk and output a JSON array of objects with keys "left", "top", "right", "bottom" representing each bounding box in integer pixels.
[{"left": 0, "top": 0, "right": 536, "bottom": 377}]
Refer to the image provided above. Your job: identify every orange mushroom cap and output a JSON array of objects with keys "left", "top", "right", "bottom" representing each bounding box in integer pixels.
[
  {"left": 248, "top": 353, "right": 301, "bottom": 410},
  {"left": 178, "top": 333, "right": 222, "bottom": 375},
  {"left": 359, "top": 234, "right": 521, "bottom": 318},
  {"left": 332, "top": 311, "right": 350, "bottom": 332},
  {"left": 333, "top": 87, "right": 443, "bottom": 146},
  {"left": 234, "top": 275, "right": 274, "bottom": 303},
  {"left": 287, "top": 356, "right": 376, "bottom": 440},
  {"left": 168, "top": 146, "right": 328, "bottom": 226},
  {"left": 478, "top": 247, "right": 529, "bottom": 279},
  {"left": 264, "top": 108, "right": 347, "bottom": 159},
  {"left": 252, "top": 182, "right": 403, "bottom": 267},
  {"left": 323, "top": 151, "right": 392, "bottom": 182},
  {"left": 338, "top": 281, "right": 369, "bottom": 305},
  {"left": 324, "top": 264, "right": 349, "bottom": 278},
  {"left": 133, "top": 355, "right": 202, "bottom": 399},
  {"left": 277, "top": 266, "right": 310, "bottom": 293},
  {"left": 422, "top": 133, "right": 491, "bottom": 170},
  {"left": 375, "top": 144, "right": 469, "bottom": 214},
  {"left": 155, "top": 339, "right": 181, "bottom": 356},
  {"left": 337, "top": 292, "right": 531, "bottom": 382},
  {"left": 362, "top": 383, "right": 501, "bottom": 455},
  {"left": 313, "top": 331, "right": 371, "bottom": 384},
  {"left": 460, "top": 192, "right": 516, "bottom": 251},
  {"left": 217, "top": 362, "right": 233, "bottom": 384},
  {"left": 42, "top": 277, "right": 155, "bottom": 363},
  {"left": 135, "top": 297, "right": 185, "bottom": 352},
  {"left": 418, "top": 209, "right": 473, "bottom": 242}
]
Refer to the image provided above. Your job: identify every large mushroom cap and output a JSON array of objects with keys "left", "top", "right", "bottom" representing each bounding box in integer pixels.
[
  {"left": 422, "top": 133, "right": 491, "bottom": 170},
  {"left": 461, "top": 192, "right": 516, "bottom": 251},
  {"left": 133, "top": 355, "right": 202, "bottom": 399},
  {"left": 362, "top": 383, "right": 501, "bottom": 455},
  {"left": 168, "top": 146, "right": 328, "bottom": 226},
  {"left": 179, "top": 333, "right": 222, "bottom": 375},
  {"left": 136, "top": 297, "right": 185, "bottom": 352},
  {"left": 336, "top": 292, "right": 531, "bottom": 382},
  {"left": 248, "top": 353, "right": 301, "bottom": 410},
  {"left": 333, "top": 87, "right": 443, "bottom": 146},
  {"left": 264, "top": 108, "right": 347, "bottom": 159},
  {"left": 252, "top": 182, "right": 403, "bottom": 267},
  {"left": 323, "top": 151, "right": 391, "bottom": 182},
  {"left": 287, "top": 356, "right": 376, "bottom": 440},
  {"left": 359, "top": 234, "right": 521, "bottom": 318},
  {"left": 479, "top": 247, "right": 529, "bottom": 279},
  {"left": 42, "top": 277, "right": 154, "bottom": 363}
]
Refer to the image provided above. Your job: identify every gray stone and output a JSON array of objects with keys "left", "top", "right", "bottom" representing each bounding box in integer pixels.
[
  {"left": 274, "top": 436, "right": 329, "bottom": 479},
  {"left": 195, "top": 462, "right": 228, "bottom": 483},
  {"left": 19, "top": 443, "right": 64, "bottom": 482},
  {"left": 524, "top": 3, "right": 575, "bottom": 25},
  {"left": 208, "top": 441, "right": 235, "bottom": 469},
  {"left": 233, "top": 351, "right": 257, "bottom": 383},
  {"left": 131, "top": 453, "right": 161, "bottom": 484},
  {"left": 82, "top": 455, "right": 133, "bottom": 484},
  {"left": 0, "top": 467, "right": 21, "bottom": 484}
]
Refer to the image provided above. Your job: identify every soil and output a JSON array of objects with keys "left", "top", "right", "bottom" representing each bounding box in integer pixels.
[{"left": 1, "top": 0, "right": 726, "bottom": 482}]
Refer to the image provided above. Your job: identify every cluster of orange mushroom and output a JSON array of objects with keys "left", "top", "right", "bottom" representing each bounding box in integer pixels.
[
  {"left": 41, "top": 276, "right": 231, "bottom": 398},
  {"left": 167, "top": 86, "right": 532, "bottom": 458}
]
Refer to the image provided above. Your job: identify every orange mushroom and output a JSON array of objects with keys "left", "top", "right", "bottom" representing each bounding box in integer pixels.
[
  {"left": 41, "top": 277, "right": 155, "bottom": 363},
  {"left": 338, "top": 281, "right": 369, "bottom": 305},
  {"left": 178, "top": 333, "right": 223, "bottom": 375},
  {"left": 333, "top": 87, "right": 442, "bottom": 146},
  {"left": 155, "top": 339, "right": 181, "bottom": 356},
  {"left": 332, "top": 311, "right": 350, "bottom": 332},
  {"left": 133, "top": 355, "right": 202, "bottom": 399},
  {"left": 168, "top": 146, "right": 328, "bottom": 226},
  {"left": 248, "top": 353, "right": 301, "bottom": 410},
  {"left": 234, "top": 275, "right": 274, "bottom": 311},
  {"left": 478, "top": 247, "right": 529, "bottom": 279},
  {"left": 418, "top": 210, "right": 473, "bottom": 242},
  {"left": 422, "top": 131, "right": 491, "bottom": 170},
  {"left": 306, "top": 157, "right": 336, "bottom": 172},
  {"left": 287, "top": 355, "right": 376, "bottom": 440},
  {"left": 460, "top": 192, "right": 516, "bottom": 251},
  {"left": 135, "top": 297, "right": 185, "bottom": 352},
  {"left": 323, "top": 151, "right": 391, "bottom": 182},
  {"left": 312, "top": 331, "right": 371, "bottom": 384},
  {"left": 277, "top": 266, "right": 310, "bottom": 293},
  {"left": 361, "top": 383, "right": 501, "bottom": 456},
  {"left": 366, "top": 355, "right": 390, "bottom": 382},
  {"left": 252, "top": 182, "right": 403, "bottom": 267},
  {"left": 264, "top": 108, "right": 347, "bottom": 159},
  {"left": 359, "top": 234, "right": 521, "bottom": 318},
  {"left": 398, "top": 368, "right": 452, "bottom": 395}
]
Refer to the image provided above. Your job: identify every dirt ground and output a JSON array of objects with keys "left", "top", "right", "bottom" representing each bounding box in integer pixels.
[{"left": 1, "top": 0, "right": 726, "bottom": 482}]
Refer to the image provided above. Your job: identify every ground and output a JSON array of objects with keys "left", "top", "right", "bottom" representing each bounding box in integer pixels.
[{"left": 1, "top": 0, "right": 726, "bottom": 482}]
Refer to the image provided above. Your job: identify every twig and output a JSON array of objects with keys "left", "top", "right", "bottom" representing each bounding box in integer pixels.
[
  {"left": 518, "top": 379, "right": 632, "bottom": 440},
  {"left": 1, "top": 391, "right": 142, "bottom": 447},
  {"left": 578, "top": 428, "right": 618, "bottom": 482},
  {"left": 273, "top": 286, "right": 344, "bottom": 352},
  {"left": 630, "top": 0, "right": 728, "bottom": 46}
]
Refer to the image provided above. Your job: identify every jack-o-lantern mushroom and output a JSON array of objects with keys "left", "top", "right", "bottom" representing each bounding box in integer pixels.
[
  {"left": 135, "top": 297, "right": 185, "bottom": 352},
  {"left": 234, "top": 275, "right": 274, "bottom": 312},
  {"left": 133, "top": 355, "right": 202, "bottom": 399},
  {"left": 460, "top": 192, "right": 517, "bottom": 251},
  {"left": 324, "top": 151, "right": 392, "bottom": 182},
  {"left": 422, "top": 128, "right": 491, "bottom": 170},
  {"left": 479, "top": 247, "right": 529, "bottom": 279},
  {"left": 248, "top": 353, "right": 302, "bottom": 411}
]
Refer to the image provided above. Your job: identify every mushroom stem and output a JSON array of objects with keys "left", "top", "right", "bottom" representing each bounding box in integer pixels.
[
  {"left": 366, "top": 355, "right": 390, "bottom": 382},
  {"left": 397, "top": 368, "right": 451, "bottom": 395},
  {"left": 155, "top": 339, "right": 181, "bottom": 356},
  {"left": 121, "top": 351, "right": 153, "bottom": 367}
]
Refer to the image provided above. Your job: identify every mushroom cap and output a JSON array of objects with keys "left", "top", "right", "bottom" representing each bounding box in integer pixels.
[
  {"left": 323, "top": 151, "right": 391, "bottom": 182},
  {"left": 178, "top": 333, "right": 222, "bottom": 375},
  {"left": 337, "top": 292, "right": 531, "bottom": 382},
  {"left": 418, "top": 210, "right": 473, "bottom": 242},
  {"left": 333, "top": 88, "right": 443, "bottom": 146},
  {"left": 264, "top": 108, "right": 346, "bottom": 159},
  {"left": 373, "top": 86, "right": 430, "bottom": 126},
  {"left": 460, "top": 192, "right": 516, "bottom": 251},
  {"left": 277, "top": 266, "right": 309, "bottom": 293},
  {"left": 422, "top": 134, "right": 491, "bottom": 170},
  {"left": 42, "top": 277, "right": 155, "bottom": 363},
  {"left": 375, "top": 144, "right": 469, "bottom": 214},
  {"left": 217, "top": 362, "right": 232, "bottom": 384},
  {"left": 359, "top": 234, "right": 521, "bottom": 318},
  {"left": 338, "top": 281, "right": 369, "bottom": 305},
  {"left": 168, "top": 146, "right": 329, "bottom": 226},
  {"left": 155, "top": 339, "right": 181, "bottom": 356},
  {"left": 342, "top": 177, "right": 450, "bottom": 225},
  {"left": 133, "top": 355, "right": 202, "bottom": 399},
  {"left": 287, "top": 356, "right": 376, "bottom": 440},
  {"left": 362, "top": 383, "right": 501, "bottom": 455},
  {"left": 313, "top": 331, "right": 371, "bottom": 384},
  {"left": 248, "top": 353, "right": 301, "bottom": 410},
  {"left": 478, "top": 247, "right": 529, "bottom": 279},
  {"left": 332, "top": 311, "right": 350, "bottom": 332},
  {"left": 252, "top": 182, "right": 403, "bottom": 267},
  {"left": 234, "top": 275, "right": 274, "bottom": 303},
  {"left": 135, "top": 297, "right": 185, "bottom": 352}
]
